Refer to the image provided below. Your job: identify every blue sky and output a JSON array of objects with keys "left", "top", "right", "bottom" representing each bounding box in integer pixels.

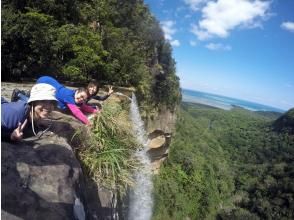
[{"left": 144, "top": 0, "right": 294, "bottom": 111}]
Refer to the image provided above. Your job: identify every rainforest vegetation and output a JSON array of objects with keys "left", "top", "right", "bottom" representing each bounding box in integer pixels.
[
  {"left": 153, "top": 103, "right": 294, "bottom": 220},
  {"left": 3, "top": 1, "right": 294, "bottom": 219},
  {"left": 1, "top": 0, "right": 181, "bottom": 109}
]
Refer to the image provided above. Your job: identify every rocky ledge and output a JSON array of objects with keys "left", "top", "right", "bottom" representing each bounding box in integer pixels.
[
  {"left": 2, "top": 131, "right": 84, "bottom": 220},
  {"left": 1, "top": 82, "right": 175, "bottom": 219},
  {"left": 1, "top": 83, "right": 110, "bottom": 220}
]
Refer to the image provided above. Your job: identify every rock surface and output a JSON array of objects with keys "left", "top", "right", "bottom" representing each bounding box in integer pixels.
[
  {"left": 1, "top": 82, "right": 177, "bottom": 218},
  {"left": 146, "top": 105, "right": 177, "bottom": 134},
  {"left": 1, "top": 82, "right": 88, "bottom": 220},
  {"left": 1, "top": 131, "right": 84, "bottom": 220},
  {"left": 1, "top": 82, "right": 125, "bottom": 220},
  {"left": 147, "top": 129, "right": 172, "bottom": 174}
]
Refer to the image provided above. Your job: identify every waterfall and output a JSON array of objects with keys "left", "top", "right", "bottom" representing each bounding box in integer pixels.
[{"left": 128, "top": 93, "right": 153, "bottom": 220}]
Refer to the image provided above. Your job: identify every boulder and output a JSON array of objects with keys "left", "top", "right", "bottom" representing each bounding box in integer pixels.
[
  {"left": 147, "top": 130, "right": 172, "bottom": 174},
  {"left": 1, "top": 132, "right": 85, "bottom": 220},
  {"left": 148, "top": 130, "right": 166, "bottom": 149},
  {"left": 1, "top": 82, "right": 127, "bottom": 220}
]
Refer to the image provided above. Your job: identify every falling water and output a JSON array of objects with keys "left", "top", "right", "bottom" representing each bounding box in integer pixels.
[
  {"left": 115, "top": 92, "right": 132, "bottom": 101},
  {"left": 128, "top": 93, "right": 153, "bottom": 220}
]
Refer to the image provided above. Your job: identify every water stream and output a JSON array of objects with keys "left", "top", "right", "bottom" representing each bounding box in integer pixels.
[
  {"left": 128, "top": 93, "right": 153, "bottom": 220},
  {"left": 115, "top": 92, "right": 132, "bottom": 101}
]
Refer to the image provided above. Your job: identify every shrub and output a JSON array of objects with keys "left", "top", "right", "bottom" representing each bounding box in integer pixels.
[{"left": 78, "top": 99, "right": 140, "bottom": 194}]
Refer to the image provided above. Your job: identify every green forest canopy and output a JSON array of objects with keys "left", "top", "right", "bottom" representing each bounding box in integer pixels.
[
  {"left": 1, "top": 0, "right": 181, "bottom": 109},
  {"left": 153, "top": 103, "right": 294, "bottom": 220}
]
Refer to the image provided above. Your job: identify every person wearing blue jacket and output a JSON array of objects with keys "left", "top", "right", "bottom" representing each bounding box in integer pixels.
[
  {"left": 1, "top": 83, "right": 57, "bottom": 141},
  {"left": 36, "top": 76, "right": 98, "bottom": 125}
]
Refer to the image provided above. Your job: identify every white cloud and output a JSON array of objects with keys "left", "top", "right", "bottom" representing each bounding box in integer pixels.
[
  {"left": 191, "top": 24, "right": 212, "bottom": 40},
  {"left": 184, "top": 0, "right": 208, "bottom": 11},
  {"left": 160, "top": 20, "right": 181, "bottom": 47},
  {"left": 161, "top": 20, "right": 177, "bottom": 40},
  {"left": 281, "top": 21, "right": 294, "bottom": 32},
  {"left": 205, "top": 43, "right": 232, "bottom": 51},
  {"left": 171, "top": 40, "right": 181, "bottom": 46},
  {"left": 191, "top": 0, "right": 271, "bottom": 40},
  {"left": 189, "top": 40, "right": 197, "bottom": 46}
]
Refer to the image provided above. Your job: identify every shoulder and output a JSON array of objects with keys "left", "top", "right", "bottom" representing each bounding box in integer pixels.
[
  {"left": 37, "top": 76, "right": 62, "bottom": 89},
  {"left": 1, "top": 101, "right": 29, "bottom": 128},
  {"left": 57, "top": 88, "right": 76, "bottom": 104}
]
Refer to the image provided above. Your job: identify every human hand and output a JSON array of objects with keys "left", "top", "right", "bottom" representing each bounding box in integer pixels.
[
  {"left": 86, "top": 121, "right": 93, "bottom": 128},
  {"left": 107, "top": 86, "right": 114, "bottom": 95},
  {"left": 95, "top": 106, "right": 102, "bottom": 113},
  {"left": 10, "top": 119, "right": 28, "bottom": 141}
]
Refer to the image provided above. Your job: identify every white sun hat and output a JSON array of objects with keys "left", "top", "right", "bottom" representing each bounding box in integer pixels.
[{"left": 27, "top": 83, "right": 57, "bottom": 103}]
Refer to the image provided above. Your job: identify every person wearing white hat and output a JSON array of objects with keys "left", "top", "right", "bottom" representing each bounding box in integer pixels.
[
  {"left": 1, "top": 83, "right": 57, "bottom": 141},
  {"left": 37, "top": 76, "right": 99, "bottom": 125}
]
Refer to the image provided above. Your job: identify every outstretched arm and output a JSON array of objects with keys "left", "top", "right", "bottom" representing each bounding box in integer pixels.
[
  {"left": 80, "top": 103, "right": 98, "bottom": 113},
  {"left": 67, "top": 103, "right": 90, "bottom": 125},
  {"left": 90, "top": 86, "right": 114, "bottom": 101},
  {"left": 90, "top": 94, "right": 110, "bottom": 101}
]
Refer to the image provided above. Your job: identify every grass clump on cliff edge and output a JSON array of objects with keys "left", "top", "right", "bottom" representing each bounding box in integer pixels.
[{"left": 78, "top": 99, "right": 139, "bottom": 194}]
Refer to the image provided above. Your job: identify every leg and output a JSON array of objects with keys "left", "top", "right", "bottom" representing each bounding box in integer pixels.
[
  {"left": 18, "top": 93, "right": 29, "bottom": 102},
  {"left": 11, "top": 89, "right": 29, "bottom": 102}
]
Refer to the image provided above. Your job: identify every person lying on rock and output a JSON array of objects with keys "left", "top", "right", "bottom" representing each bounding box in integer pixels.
[
  {"left": 36, "top": 76, "right": 99, "bottom": 125},
  {"left": 86, "top": 80, "right": 114, "bottom": 103},
  {"left": 1, "top": 83, "right": 57, "bottom": 141}
]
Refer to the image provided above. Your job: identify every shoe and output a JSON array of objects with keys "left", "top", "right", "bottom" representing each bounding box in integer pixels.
[
  {"left": 11, "top": 89, "right": 21, "bottom": 102},
  {"left": 23, "top": 90, "right": 30, "bottom": 97}
]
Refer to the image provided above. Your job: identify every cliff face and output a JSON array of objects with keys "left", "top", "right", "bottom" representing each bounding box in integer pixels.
[
  {"left": 141, "top": 104, "right": 176, "bottom": 174},
  {"left": 1, "top": 84, "right": 88, "bottom": 219},
  {"left": 146, "top": 105, "right": 177, "bottom": 134},
  {"left": 1, "top": 83, "right": 112, "bottom": 220},
  {"left": 1, "top": 82, "right": 178, "bottom": 219},
  {"left": 2, "top": 131, "right": 84, "bottom": 220},
  {"left": 1, "top": 108, "right": 119, "bottom": 220}
]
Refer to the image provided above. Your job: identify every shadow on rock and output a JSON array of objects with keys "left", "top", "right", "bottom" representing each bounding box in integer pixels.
[{"left": 1, "top": 140, "right": 83, "bottom": 220}]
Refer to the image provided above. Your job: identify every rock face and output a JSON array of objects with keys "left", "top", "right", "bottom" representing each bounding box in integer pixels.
[
  {"left": 147, "top": 129, "right": 172, "bottom": 174},
  {"left": 1, "top": 82, "right": 89, "bottom": 220},
  {"left": 148, "top": 130, "right": 166, "bottom": 149},
  {"left": 1, "top": 132, "right": 84, "bottom": 220},
  {"left": 1, "top": 107, "right": 116, "bottom": 220},
  {"left": 1, "top": 82, "right": 178, "bottom": 219},
  {"left": 144, "top": 103, "right": 177, "bottom": 174},
  {"left": 1, "top": 82, "right": 128, "bottom": 220},
  {"left": 146, "top": 105, "right": 177, "bottom": 134},
  {"left": 1, "top": 83, "right": 102, "bottom": 220}
]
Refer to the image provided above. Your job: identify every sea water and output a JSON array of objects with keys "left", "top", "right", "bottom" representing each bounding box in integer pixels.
[{"left": 182, "top": 88, "right": 285, "bottom": 113}]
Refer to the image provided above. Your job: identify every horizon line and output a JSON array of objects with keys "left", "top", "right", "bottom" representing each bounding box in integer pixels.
[{"left": 181, "top": 87, "right": 289, "bottom": 112}]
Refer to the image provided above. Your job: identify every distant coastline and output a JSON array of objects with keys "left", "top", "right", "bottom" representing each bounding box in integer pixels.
[{"left": 181, "top": 88, "right": 286, "bottom": 113}]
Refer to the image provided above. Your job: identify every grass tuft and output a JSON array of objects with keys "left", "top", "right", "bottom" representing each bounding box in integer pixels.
[{"left": 78, "top": 99, "right": 140, "bottom": 194}]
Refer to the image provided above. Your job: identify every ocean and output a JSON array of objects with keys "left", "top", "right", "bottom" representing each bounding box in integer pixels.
[{"left": 182, "top": 88, "right": 285, "bottom": 113}]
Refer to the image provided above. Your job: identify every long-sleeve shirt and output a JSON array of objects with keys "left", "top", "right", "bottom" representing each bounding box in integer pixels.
[
  {"left": 1, "top": 98, "right": 29, "bottom": 140},
  {"left": 37, "top": 76, "right": 74, "bottom": 110},
  {"left": 37, "top": 76, "right": 97, "bottom": 124},
  {"left": 67, "top": 103, "right": 98, "bottom": 124},
  {"left": 89, "top": 94, "right": 110, "bottom": 102}
]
